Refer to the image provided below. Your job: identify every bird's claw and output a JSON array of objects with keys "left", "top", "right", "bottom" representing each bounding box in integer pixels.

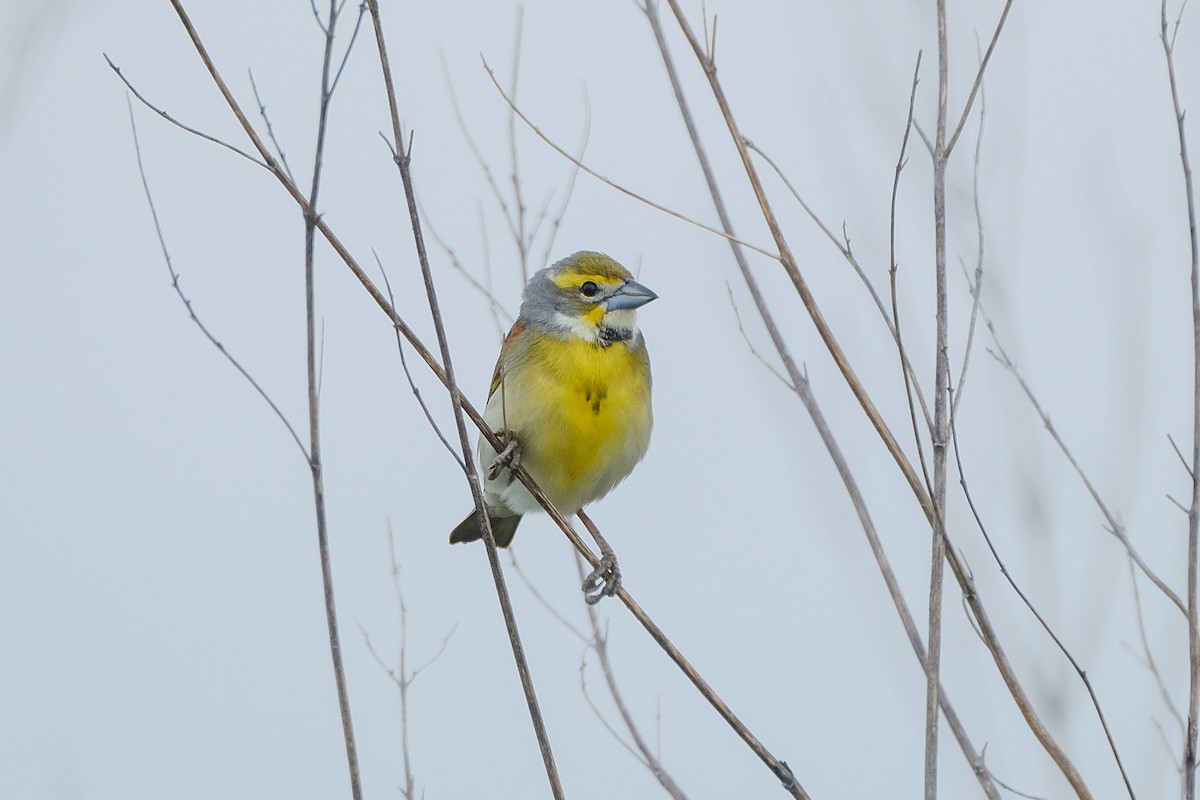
[
  {"left": 582, "top": 553, "right": 621, "bottom": 605},
  {"left": 488, "top": 431, "right": 520, "bottom": 481}
]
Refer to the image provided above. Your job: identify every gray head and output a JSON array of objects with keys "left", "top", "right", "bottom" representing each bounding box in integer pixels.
[{"left": 520, "top": 251, "right": 657, "bottom": 344}]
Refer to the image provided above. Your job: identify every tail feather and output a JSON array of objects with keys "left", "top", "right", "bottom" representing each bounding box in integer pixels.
[{"left": 449, "top": 511, "right": 522, "bottom": 548}]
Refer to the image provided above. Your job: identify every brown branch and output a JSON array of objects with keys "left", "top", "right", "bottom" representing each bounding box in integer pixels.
[
  {"left": 982, "top": 318, "right": 1185, "bottom": 615},
  {"left": 746, "top": 138, "right": 934, "bottom": 434},
  {"left": 951, "top": 43, "right": 988, "bottom": 424},
  {"left": 659, "top": 1, "right": 1092, "bottom": 796},
  {"left": 365, "top": 2, "right": 565, "bottom": 796},
  {"left": 301, "top": 3, "right": 362, "bottom": 795},
  {"left": 576, "top": 555, "right": 689, "bottom": 800},
  {"left": 358, "top": 525, "right": 455, "bottom": 800},
  {"left": 509, "top": 551, "right": 688, "bottom": 798},
  {"left": 1129, "top": 557, "right": 1186, "bottom": 737},
  {"left": 950, "top": 396, "right": 1137, "bottom": 798},
  {"left": 247, "top": 70, "right": 296, "bottom": 183},
  {"left": 640, "top": 1, "right": 998, "bottom": 797},
  {"left": 945, "top": 0, "right": 1014, "bottom": 157},
  {"left": 888, "top": 52, "right": 936, "bottom": 501},
  {"left": 124, "top": 97, "right": 309, "bottom": 463},
  {"left": 416, "top": 197, "right": 513, "bottom": 337},
  {"left": 156, "top": 6, "right": 842, "bottom": 799},
  {"left": 106, "top": 53, "right": 266, "bottom": 168},
  {"left": 375, "top": 250, "right": 466, "bottom": 471},
  {"left": 482, "top": 60, "right": 778, "bottom": 260}
]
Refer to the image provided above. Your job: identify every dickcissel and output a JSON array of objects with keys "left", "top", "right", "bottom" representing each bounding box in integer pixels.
[{"left": 449, "top": 251, "right": 656, "bottom": 560}]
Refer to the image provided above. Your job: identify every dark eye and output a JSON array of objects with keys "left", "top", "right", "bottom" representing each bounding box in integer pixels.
[{"left": 580, "top": 281, "right": 600, "bottom": 298}]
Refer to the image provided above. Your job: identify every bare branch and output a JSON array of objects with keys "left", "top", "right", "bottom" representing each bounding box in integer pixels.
[
  {"left": 106, "top": 54, "right": 265, "bottom": 168},
  {"left": 300, "top": 1, "right": 363, "bottom": 793},
  {"left": 985, "top": 320, "right": 1185, "bottom": 615},
  {"left": 248, "top": 69, "right": 296, "bottom": 183},
  {"left": 945, "top": 0, "right": 1014, "bottom": 156},
  {"left": 642, "top": 1, "right": 995, "bottom": 796},
  {"left": 660, "top": 0, "right": 1091, "bottom": 794},
  {"left": 365, "top": 3, "right": 564, "bottom": 796},
  {"left": 950, "top": 395, "right": 1137, "bottom": 798},
  {"left": 576, "top": 555, "right": 689, "bottom": 800},
  {"left": 1160, "top": 0, "right": 1200, "bottom": 793},
  {"left": 1130, "top": 557, "right": 1186, "bottom": 736},
  {"left": 375, "top": 250, "right": 466, "bottom": 471},
  {"left": 125, "top": 97, "right": 309, "bottom": 462},
  {"left": 482, "top": 59, "right": 779, "bottom": 260},
  {"left": 888, "top": 52, "right": 936, "bottom": 505},
  {"left": 951, "top": 39, "right": 988, "bottom": 423},
  {"left": 746, "top": 138, "right": 934, "bottom": 433}
]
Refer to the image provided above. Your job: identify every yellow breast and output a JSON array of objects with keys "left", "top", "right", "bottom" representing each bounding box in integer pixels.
[{"left": 492, "top": 332, "right": 652, "bottom": 513}]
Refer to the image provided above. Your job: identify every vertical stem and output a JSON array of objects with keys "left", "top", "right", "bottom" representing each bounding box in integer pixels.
[
  {"left": 363, "top": 6, "right": 564, "bottom": 797},
  {"left": 1162, "top": 4, "right": 1200, "bottom": 797},
  {"left": 306, "top": 4, "right": 361, "bottom": 797},
  {"left": 926, "top": 1, "right": 950, "bottom": 798}
]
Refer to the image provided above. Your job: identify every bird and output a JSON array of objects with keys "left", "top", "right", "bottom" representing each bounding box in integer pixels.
[{"left": 449, "top": 251, "right": 656, "bottom": 589}]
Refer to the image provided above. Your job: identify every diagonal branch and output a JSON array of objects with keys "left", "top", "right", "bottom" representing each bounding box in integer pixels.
[
  {"left": 944, "top": 0, "right": 1013, "bottom": 157},
  {"left": 640, "top": 1, "right": 997, "bottom": 797},
  {"left": 155, "top": 6, "right": 830, "bottom": 799},
  {"left": 125, "top": 97, "right": 309, "bottom": 463},
  {"left": 658, "top": 2, "right": 1092, "bottom": 796}
]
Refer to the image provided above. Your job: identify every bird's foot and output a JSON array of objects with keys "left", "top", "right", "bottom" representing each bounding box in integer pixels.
[
  {"left": 487, "top": 430, "right": 521, "bottom": 481},
  {"left": 582, "top": 552, "right": 621, "bottom": 605}
]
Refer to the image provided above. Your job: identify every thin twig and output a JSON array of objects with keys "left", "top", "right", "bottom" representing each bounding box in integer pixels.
[
  {"left": 747, "top": 138, "right": 934, "bottom": 434},
  {"left": 358, "top": 524, "right": 455, "bottom": 800},
  {"left": 575, "top": 555, "right": 689, "bottom": 800},
  {"left": 157, "top": 7, "right": 831, "bottom": 798},
  {"left": 106, "top": 54, "right": 265, "bottom": 168},
  {"left": 1161, "top": 2, "right": 1200, "bottom": 796},
  {"left": 1129, "top": 557, "right": 1186, "bottom": 736},
  {"left": 440, "top": 54, "right": 526, "bottom": 277},
  {"left": 483, "top": 60, "right": 778, "bottom": 260},
  {"left": 328, "top": 2, "right": 366, "bottom": 96},
  {"left": 248, "top": 69, "right": 295, "bottom": 183},
  {"left": 416, "top": 197, "right": 513, "bottom": 334},
  {"left": 125, "top": 97, "right": 309, "bottom": 462},
  {"left": 376, "top": 251, "right": 465, "bottom": 470},
  {"left": 1172, "top": 433, "right": 1196, "bottom": 480},
  {"left": 726, "top": 285, "right": 794, "bottom": 389},
  {"left": 535, "top": 107, "right": 589, "bottom": 274},
  {"left": 979, "top": 745, "right": 1050, "bottom": 800},
  {"left": 887, "top": 52, "right": 936, "bottom": 509},
  {"left": 507, "top": 552, "right": 590, "bottom": 644},
  {"left": 506, "top": 8, "right": 528, "bottom": 282},
  {"left": 983, "top": 317, "right": 1185, "bottom": 615},
  {"left": 951, "top": 44, "right": 988, "bottom": 424},
  {"left": 945, "top": 0, "right": 1014, "bottom": 157},
  {"left": 950, "top": 393, "right": 1137, "bottom": 798}
]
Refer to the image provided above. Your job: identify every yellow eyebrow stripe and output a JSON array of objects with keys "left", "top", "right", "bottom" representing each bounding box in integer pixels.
[{"left": 550, "top": 273, "right": 615, "bottom": 291}]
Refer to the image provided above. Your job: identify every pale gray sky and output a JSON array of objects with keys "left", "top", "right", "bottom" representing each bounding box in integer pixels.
[{"left": 2, "top": 1, "right": 1197, "bottom": 797}]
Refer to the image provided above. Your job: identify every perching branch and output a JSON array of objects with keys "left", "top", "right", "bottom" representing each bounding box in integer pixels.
[{"left": 139, "top": 6, "right": 811, "bottom": 799}]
